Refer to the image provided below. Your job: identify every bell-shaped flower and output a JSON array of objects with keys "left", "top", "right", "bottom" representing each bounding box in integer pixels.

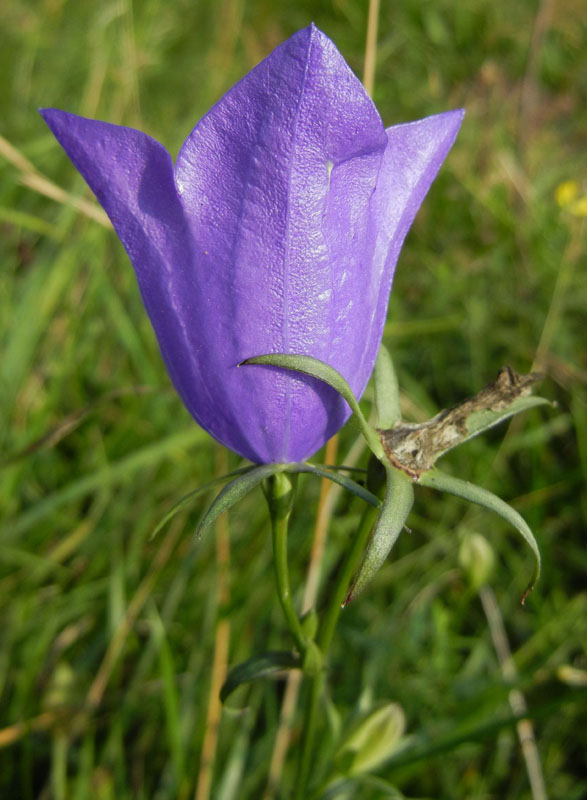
[{"left": 41, "top": 24, "right": 463, "bottom": 464}]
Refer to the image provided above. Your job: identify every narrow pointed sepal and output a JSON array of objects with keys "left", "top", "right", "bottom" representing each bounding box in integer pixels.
[
  {"left": 196, "top": 464, "right": 286, "bottom": 537},
  {"left": 151, "top": 466, "right": 256, "bottom": 539},
  {"left": 419, "top": 468, "right": 541, "bottom": 602},
  {"left": 241, "top": 353, "right": 384, "bottom": 459},
  {"left": 289, "top": 463, "right": 380, "bottom": 508},
  {"left": 345, "top": 466, "right": 414, "bottom": 603}
]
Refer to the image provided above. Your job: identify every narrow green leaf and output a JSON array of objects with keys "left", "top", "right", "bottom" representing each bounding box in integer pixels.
[
  {"left": 9, "top": 427, "right": 208, "bottom": 540},
  {"left": 150, "top": 466, "right": 256, "bottom": 539},
  {"left": 148, "top": 604, "right": 185, "bottom": 782},
  {"left": 196, "top": 464, "right": 285, "bottom": 537},
  {"left": 215, "top": 687, "right": 262, "bottom": 800},
  {"left": 0, "top": 206, "right": 61, "bottom": 239},
  {"left": 220, "top": 651, "right": 301, "bottom": 702},
  {"left": 462, "top": 395, "right": 550, "bottom": 443},
  {"left": 289, "top": 463, "right": 380, "bottom": 508},
  {"left": 321, "top": 465, "right": 368, "bottom": 474},
  {"left": 373, "top": 345, "right": 401, "bottom": 428},
  {"left": 346, "top": 466, "right": 414, "bottom": 603},
  {"left": 240, "top": 354, "right": 384, "bottom": 459},
  {"left": 1, "top": 386, "right": 157, "bottom": 469},
  {"left": 419, "top": 468, "right": 541, "bottom": 601}
]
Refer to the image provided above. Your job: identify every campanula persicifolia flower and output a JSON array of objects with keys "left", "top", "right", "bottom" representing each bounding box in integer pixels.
[{"left": 41, "top": 24, "right": 463, "bottom": 464}]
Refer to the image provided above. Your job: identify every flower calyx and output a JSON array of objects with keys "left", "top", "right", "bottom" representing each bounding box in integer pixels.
[{"left": 242, "top": 349, "right": 549, "bottom": 604}]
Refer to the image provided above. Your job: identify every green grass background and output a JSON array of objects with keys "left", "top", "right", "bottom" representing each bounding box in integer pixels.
[{"left": 1, "top": 0, "right": 586, "bottom": 797}]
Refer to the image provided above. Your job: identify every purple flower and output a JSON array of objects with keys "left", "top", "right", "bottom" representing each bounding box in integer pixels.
[{"left": 41, "top": 24, "right": 463, "bottom": 464}]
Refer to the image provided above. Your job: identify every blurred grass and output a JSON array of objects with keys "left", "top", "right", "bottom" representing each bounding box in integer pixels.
[{"left": 1, "top": 0, "right": 586, "bottom": 798}]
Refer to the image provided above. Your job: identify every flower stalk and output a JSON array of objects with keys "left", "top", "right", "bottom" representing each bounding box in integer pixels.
[{"left": 263, "top": 473, "right": 308, "bottom": 659}]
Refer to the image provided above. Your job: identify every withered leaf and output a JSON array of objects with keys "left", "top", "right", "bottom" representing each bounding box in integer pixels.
[{"left": 378, "top": 367, "right": 548, "bottom": 478}]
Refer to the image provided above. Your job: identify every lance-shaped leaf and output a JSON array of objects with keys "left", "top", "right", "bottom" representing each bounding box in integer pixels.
[
  {"left": 345, "top": 466, "right": 414, "bottom": 603},
  {"left": 220, "top": 651, "right": 301, "bottom": 702},
  {"left": 379, "top": 367, "right": 549, "bottom": 477},
  {"left": 196, "top": 464, "right": 286, "bottom": 536},
  {"left": 419, "top": 468, "right": 541, "bottom": 602}
]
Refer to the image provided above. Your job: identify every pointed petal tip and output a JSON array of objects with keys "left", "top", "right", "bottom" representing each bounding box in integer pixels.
[
  {"left": 38, "top": 106, "right": 57, "bottom": 125},
  {"left": 39, "top": 107, "right": 79, "bottom": 138},
  {"left": 291, "top": 21, "right": 336, "bottom": 54},
  {"left": 421, "top": 107, "right": 465, "bottom": 135},
  {"left": 443, "top": 107, "right": 466, "bottom": 131},
  {"left": 307, "top": 21, "right": 326, "bottom": 37},
  {"left": 290, "top": 22, "right": 356, "bottom": 70},
  {"left": 39, "top": 106, "right": 63, "bottom": 121},
  {"left": 437, "top": 107, "right": 465, "bottom": 140},
  {"left": 390, "top": 107, "right": 465, "bottom": 138},
  {"left": 39, "top": 107, "right": 79, "bottom": 149}
]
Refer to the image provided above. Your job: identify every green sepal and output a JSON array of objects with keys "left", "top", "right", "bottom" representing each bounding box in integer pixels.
[
  {"left": 290, "top": 462, "right": 380, "bottom": 508},
  {"left": 373, "top": 344, "right": 401, "bottom": 427},
  {"left": 419, "top": 468, "right": 541, "bottom": 602},
  {"left": 196, "top": 463, "right": 286, "bottom": 537},
  {"left": 345, "top": 466, "right": 414, "bottom": 604},
  {"left": 240, "top": 354, "right": 384, "bottom": 459},
  {"left": 220, "top": 650, "right": 301, "bottom": 703},
  {"left": 150, "top": 466, "right": 256, "bottom": 539}
]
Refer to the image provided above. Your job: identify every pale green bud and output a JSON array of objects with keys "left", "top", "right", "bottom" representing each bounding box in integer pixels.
[
  {"left": 459, "top": 531, "right": 495, "bottom": 590},
  {"left": 336, "top": 702, "right": 406, "bottom": 776}
]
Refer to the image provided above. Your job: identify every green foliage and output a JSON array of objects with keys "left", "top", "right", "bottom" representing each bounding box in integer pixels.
[{"left": 1, "top": 0, "right": 586, "bottom": 798}]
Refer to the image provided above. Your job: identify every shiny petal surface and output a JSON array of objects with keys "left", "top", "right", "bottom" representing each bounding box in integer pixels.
[
  {"left": 173, "top": 24, "right": 388, "bottom": 462},
  {"left": 41, "top": 26, "right": 463, "bottom": 464}
]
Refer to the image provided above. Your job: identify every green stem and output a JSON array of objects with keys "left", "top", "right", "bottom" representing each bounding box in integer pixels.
[
  {"left": 318, "top": 504, "right": 379, "bottom": 653},
  {"left": 263, "top": 472, "right": 307, "bottom": 656},
  {"left": 295, "top": 504, "right": 379, "bottom": 798}
]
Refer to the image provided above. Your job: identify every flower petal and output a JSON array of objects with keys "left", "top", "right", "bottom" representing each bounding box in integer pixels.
[
  {"left": 359, "top": 109, "right": 465, "bottom": 388},
  {"left": 39, "top": 108, "right": 215, "bottom": 446},
  {"left": 172, "top": 24, "right": 389, "bottom": 462}
]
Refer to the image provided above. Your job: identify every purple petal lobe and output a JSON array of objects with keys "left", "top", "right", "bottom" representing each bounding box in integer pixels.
[
  {"left": 39, "top": 108, "right": 214, "bottom": 445},
  {"left": 360, "top": 109, "right": 465, "bottom": 385},
  {"left": 172, "top": 25, "right": 389, "bottom": 462}
]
